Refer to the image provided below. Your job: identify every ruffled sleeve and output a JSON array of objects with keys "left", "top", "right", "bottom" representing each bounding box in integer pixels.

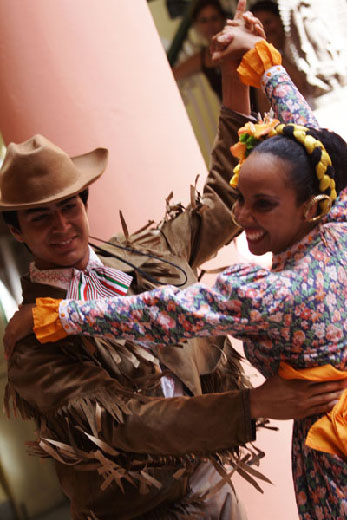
[
  {"left": 33, "top": 297, "right": 67, "bottom": 343},
  {"left": 237, "top": 40, "right": 282, "bottom": 88},
  {"left": 237, "top": 40, "right": 318, "bottom": 128}
]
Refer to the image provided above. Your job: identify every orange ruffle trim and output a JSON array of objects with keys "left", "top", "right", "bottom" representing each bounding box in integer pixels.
[
  {"left": 279, "top": 362, "right": 347, "bottom": 458},
  {"left": 33, "top": 297, "right": 67, "bottom": 343},
  {"left": 237, "top": 40, "right": 282, "bottom": 88}
]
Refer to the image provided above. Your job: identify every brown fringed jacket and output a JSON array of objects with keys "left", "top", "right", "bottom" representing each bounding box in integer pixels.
[{"left": 5, "top": 109, "right": 259, "bottom": 520}]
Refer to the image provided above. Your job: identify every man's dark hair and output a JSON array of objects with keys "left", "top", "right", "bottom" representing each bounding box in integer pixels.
[{"left": 2, "top": 189, "right": 89, "bottom": 231}]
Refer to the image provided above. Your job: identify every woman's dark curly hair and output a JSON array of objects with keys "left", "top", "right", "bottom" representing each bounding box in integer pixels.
[{"left": 250, "top": 128, "right": 347, "bottom": 205}]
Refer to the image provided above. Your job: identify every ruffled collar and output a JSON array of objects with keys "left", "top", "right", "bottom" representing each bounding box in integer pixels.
[{"left": 30, "top": 246, "right": 104, "bottom": 290}]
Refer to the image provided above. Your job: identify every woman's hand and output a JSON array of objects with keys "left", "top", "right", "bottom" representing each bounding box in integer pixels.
[
  {"left": 3, "top": 303, "right": 35, "bottom": 360},
  {"left": 250, "top": 374, "right": 347, "bottom": 420}
]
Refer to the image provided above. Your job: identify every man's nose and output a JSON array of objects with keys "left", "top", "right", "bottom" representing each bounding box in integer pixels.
[{"left": 51, "top": 211, "right": 70, "bottom": 230}]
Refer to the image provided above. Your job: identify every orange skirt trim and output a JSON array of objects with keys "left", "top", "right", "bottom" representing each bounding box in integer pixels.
[{"left": 279, "top": 362, "right": 347, "bottom": 458}]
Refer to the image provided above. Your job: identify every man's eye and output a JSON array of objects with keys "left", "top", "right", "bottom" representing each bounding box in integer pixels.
[
  {"left": 63, "top": 203, "right": 77, "bottom": 212},
  {"left": 31, "top": 214, "right": 47, "bottom": 222}
]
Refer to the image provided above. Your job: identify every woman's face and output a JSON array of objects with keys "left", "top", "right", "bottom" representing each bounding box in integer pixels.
[
  {"left": 194, "top": 5, "right": 226, "bottom": 43},
  {"left": 233, "top": 152, "right": 310, "bottom": 256}
]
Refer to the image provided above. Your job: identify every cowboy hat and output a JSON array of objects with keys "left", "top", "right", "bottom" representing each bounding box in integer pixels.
[{"left": 0, "top": 134, "right": 108, "bottom": 211}]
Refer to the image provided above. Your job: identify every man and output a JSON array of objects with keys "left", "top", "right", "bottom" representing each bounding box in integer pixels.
[{"left": 0, "top": 120, "right": 252, "bottom": 519}]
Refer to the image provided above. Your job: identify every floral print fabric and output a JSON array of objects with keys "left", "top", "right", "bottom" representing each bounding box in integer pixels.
[{"left": 263, "top": 65, "right": 318, "bottom": 128}]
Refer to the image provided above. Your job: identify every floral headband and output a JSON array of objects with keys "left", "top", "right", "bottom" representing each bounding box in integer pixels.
[{"left": 230, "top": 115, "right": 337, "bottom": 214}]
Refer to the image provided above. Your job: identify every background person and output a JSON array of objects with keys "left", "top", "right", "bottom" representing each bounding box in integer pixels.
[{"left": 172, "top": 0, "right": 228, "bottom": 101}]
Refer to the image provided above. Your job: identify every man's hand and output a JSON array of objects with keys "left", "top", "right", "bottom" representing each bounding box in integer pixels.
[
  {"left": 250, "top": 374, "right": 347, "bottom": 420},
  {"left": 210, "top": 1, "right": 265, "bottom": 69},
  {"left": 3, "top": 303, "right": 35, "bottom": 360}
]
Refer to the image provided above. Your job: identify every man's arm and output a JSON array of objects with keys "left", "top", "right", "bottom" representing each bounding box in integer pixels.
[
  {"left": 158, "top": 5, "right": 258, "bottom": 271},
  {"left": 158, "top": 102, "right": 251, "bottom": 272},
  {"left": 7, "top": 336, "right": 344, "bottom": 460},
  {"left": 6, "top": 335, "right": 253, "bottom": 457}
]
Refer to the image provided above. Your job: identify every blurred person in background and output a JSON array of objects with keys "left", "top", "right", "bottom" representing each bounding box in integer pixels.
[{"left": 172, "top": 0, "right": 228, "bottom": 101}]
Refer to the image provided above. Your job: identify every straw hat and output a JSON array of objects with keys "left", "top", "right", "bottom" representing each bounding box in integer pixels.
[{"left": 0, "top": 134, "right": 108, "bottom": 211}]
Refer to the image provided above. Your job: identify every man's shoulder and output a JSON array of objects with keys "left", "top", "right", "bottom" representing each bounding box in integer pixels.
[{"left": 21, "top": 274, "right": 66, "bottom": 303}]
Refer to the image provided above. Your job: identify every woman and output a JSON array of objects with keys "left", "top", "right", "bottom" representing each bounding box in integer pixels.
[
  {"left": 5, "top": 20, "right": 347, "bottom": 520},
  {"left": 172, "top": 0, "right": 227, "bottom": 101}
]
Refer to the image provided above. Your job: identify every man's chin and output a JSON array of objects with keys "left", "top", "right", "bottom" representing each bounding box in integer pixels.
[{"left": 35, "top": 252, "right": 89, "bottom": 270}]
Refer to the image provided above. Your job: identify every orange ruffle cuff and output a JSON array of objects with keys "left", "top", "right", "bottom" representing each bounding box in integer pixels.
[
  {"left": 279, "top": 362, "right": 347, "bottom": 458},
  {"left": 237, "top": 40, "right": 282, "bottom": 88},
  {"left": 33, "top": 297, "right": 67, "bottom": 343}
]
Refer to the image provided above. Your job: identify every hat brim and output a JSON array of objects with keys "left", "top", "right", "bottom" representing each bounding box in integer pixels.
[{"left": 0, "top": 147, "right": 108, "bottom": 211}]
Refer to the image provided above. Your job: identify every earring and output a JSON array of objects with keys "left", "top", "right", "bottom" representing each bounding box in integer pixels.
[
  {"left": 304, "top": 194, "right": 332, "bottom": 223},
  {"left": 231, "top": 202, "right": 243, "bottom": 228}
]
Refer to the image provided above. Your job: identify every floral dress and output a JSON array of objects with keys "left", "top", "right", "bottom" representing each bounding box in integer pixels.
[{"left": 42, "top": 69, "right": 347, "bottom": 519}]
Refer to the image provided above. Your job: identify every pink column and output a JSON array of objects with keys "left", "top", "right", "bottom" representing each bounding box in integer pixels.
[{"left": 0, "top": 0, "right": 206, "bottom": 239}]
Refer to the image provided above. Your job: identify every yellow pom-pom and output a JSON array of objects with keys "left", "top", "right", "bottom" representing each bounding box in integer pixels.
[
  {"left": 319, "top": 175, "right": 331, "bottom": 192},
  {"left": 316, "top": 161, "right": 326, "bottom": 180},
  {"left": 330, "top": 189, "right": 337, "bottom": 200},
  {"left": 293, "top": 129, "right": 306, "bottom": 143},
  {"left": 320, "top": 150, "right": 332, "bottom": 167},
  {"left": 233, "top": 164, "right": 240, "bottom": 174},
  {"left": 230, "top": 173, "right": 239, "bottom": 187},
  {"left": 330, "top": 179, "right": 336, "bottom": 190},
  {"left": 303, "top": 135, "right": 317, "bottom": 154},
  {"left": 274, "top": 124, "right": 284, "bottom": 134}
]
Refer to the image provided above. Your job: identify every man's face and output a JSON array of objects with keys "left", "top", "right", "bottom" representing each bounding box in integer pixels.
[{"left": 10, "top": 195, "right": 90, "bottom": 269}]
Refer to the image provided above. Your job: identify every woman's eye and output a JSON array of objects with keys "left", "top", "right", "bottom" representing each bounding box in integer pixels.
[
  {"left": 254, "top": 199, "right": 275, "bottom": 211},
  {"left": 236, "top": 193, "right": 244, "bottom": 205}
]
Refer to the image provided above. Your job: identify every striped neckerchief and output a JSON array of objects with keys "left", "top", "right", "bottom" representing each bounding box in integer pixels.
[{"left": 30, "top": 246, "right": 133, "bottom": 298}]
